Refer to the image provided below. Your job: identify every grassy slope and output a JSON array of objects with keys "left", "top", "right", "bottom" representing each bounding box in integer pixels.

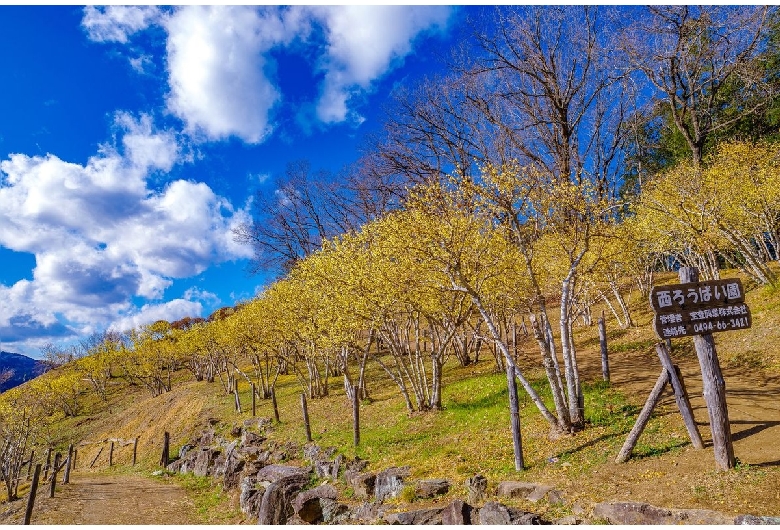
[{"left": 35, "top": 269, "right": 780, "bottom": 520}]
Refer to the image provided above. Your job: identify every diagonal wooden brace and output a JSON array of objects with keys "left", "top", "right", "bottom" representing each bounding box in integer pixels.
[{"left": 655, "top": 342, "right": 704, "bottom": 449}]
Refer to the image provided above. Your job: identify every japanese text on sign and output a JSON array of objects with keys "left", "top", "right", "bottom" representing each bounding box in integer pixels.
[{"left": 650, "top": 279, "right": 745, "bottom": 313}]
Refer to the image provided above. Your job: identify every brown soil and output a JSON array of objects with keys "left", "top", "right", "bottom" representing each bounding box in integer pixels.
[
  {"left": 569, "top": 332, "right": 780, "bottom": 517},
  {"left": 0, "top": 472, "right": 198, "bottom": 525}
]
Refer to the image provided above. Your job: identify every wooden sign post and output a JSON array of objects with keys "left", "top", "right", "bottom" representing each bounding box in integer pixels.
[{"left": 642, "top": 267, "right": 743, "bottom": 470}]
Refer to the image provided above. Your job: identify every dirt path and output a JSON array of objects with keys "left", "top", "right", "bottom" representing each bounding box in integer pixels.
[
  {"left": 4, "top": 472, "right": 199, "bottom": 525},
  {"left": 570, "top": 334, "right": 780, "bottom": 515}
]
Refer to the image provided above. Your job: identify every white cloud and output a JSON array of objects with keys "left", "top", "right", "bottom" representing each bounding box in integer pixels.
[
  {"left": 110, "top": 298, "right": 204, "bottom": 333},
  {"left": 81, "top": 6, "right": 452, "bottom": 142},
  {"left": 164, "top": 6, "right": 305, "bottom": 144},
  {"left": 82, "top": 6, "right": 162, "bottom": 44},
  {"left": 0, "top": 113, "right": 251, "bottom": 349},
  {"left": 311, "top": 6, "right": 451, "bottom": 123}
]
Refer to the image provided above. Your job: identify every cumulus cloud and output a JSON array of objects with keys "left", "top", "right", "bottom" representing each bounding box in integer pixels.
[
  {"left": 164, "top": 6, "right": 306, "bottom": 143},
  {"left": 0, "top": 113, "right": 251, "bottom": 351},
  {"left": 311, "top": 6, "right": 451, "bottom": 124},
  {"left": 82, "top": 6, "right": 162, "bottom": 44},
  {"left": 81, "top": 6, "right": 452, "bottom": 143},
  {"left": 110, "top": 298, "right": 204, "bottom": 333}
]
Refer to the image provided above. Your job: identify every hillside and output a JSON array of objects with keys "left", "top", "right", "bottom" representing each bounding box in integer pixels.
[
  {"left": 2, "top": 270, "right": 780, "bottom": 523},
  {"left": 0, "top": 351, "right": 46, "bottom": 392}
]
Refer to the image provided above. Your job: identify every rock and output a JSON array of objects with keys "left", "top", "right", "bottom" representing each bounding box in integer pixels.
[
  {"left": 314, "top": 454, "right": 343, "bottom": 479},
  {"left": 416, "top": 478, "right": 450, "bottom": 498},
  {"left": 735, "top": 515, "right": 780, "bottom": 525},
  {"left": 320, "top": 498, "right": 349, "bottom": 524},
  {"left": 554, "top": 515, "right": 580, "bottom": 525},
  {"left": 239, "top": 476, "right": 265, "bottom": 516},
  {"left": 496, "top": 481, "right": 538, "bottom": 499},
  {"left": 351, "top": 501, "right": 386, "bottom": 524},
  {"left": 256, "top": 464, "right": 310, "bottom": 485},
  {"left": 546, "top": 489, "right": 565, "bottom": 504},
  {"left": 193, "top": 447, "right": 221, "bottom": 477},
  {"left": 466, "top": 474, "right": 488, "bottom": 505},
  {"left": 478, "top": 501, "right": 542, "bottom": 525},
  {"left": 442, "top": 499, "right": 474, "bottom": 525},
  {"left": 345, "top": 456, "right": 369, "bottom": 473},
  {"left": 284, "top": 514, "right": 308, "bottom": 525},
  {"left": 384, "top": 507, "right": 444, "bottom": 525},
  {"left": 293, "top": 484, "right": 339, "bottom": 523},
  {"left": 241, "top": 430, "right": 265, "bottom": 448},
  {"left": 257, "top": 467, "right": 311, "bottom": 525},
  {"left": 222, "top": 446, "right": 245, "bottom": 489},
  {"left": 166, "top": 459, "right": 184, "bottom": 473},
  {"left": 345, "top": 471, "right": 376, "bottom": 499},
  {"left": 375, "top": 466, "right": 411, "bottom": 503},
  {"left": 230, "top": 424, "right": 243, "bottom": 437},
  {"left": 594, "top": 501, "right": 733, "bottom": 525},
  {"left": 178, "top": 443, "right": 195, "bottom": 460}
]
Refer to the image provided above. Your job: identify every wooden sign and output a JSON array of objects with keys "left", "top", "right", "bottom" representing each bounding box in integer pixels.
[
  {"left": 650, "top": 278, "right": 751, "bottom": 339},
  {"left": 653, "top": 303, "right": 751, "bottom": 339},
  {"left": 650, "top": 278, "right": 745, "bottom": 313}
]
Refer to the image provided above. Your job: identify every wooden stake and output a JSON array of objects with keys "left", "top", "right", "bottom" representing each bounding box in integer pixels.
[
  {"left": 132, "top": 437, "right": 139, "bottom": 466},
  {"left": 352, "top": 391, "right": 360, "bottom": 447},
  {"left": 655, "top": 342, "right": 704, "bottom": 449},
  {"left": 73, "top": 449, "right": 77, "bottom": 470},
  {"left": 301, "top": 393, "right": 312, "bottom": 442},
  {"left": 49, "top": 453, "right": 61, "bottom": 498},
  {"left": 271, "top": 387, "right": 280, "bottom": 423},
  {"left": 26, "top": 450, "right": 34, "bottom": 481},
  {"left": 251, "top": 382, "right": 256, "bottom": 417},
  {"left": 616, "top": 368, "right": 669, "bottom": 463},
  {"left": 598, "top": 311, "right": 610, "bottom": 382},
  {"left": 63, "top": 444, "right": 73, "bottom": 484},
  {"left": 23, "top": 464, "right": 41, "bottom": 525},
  {"left": 160, "top": 431, "right": 170, "bottom": 468},
  {"left": 43, "top": 448, "right": 52, "bottom": 481},
  {"left": 678, "top": 267, "right": 735, "bottom": 470}
]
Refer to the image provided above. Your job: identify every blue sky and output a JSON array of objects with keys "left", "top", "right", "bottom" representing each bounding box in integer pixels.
[{"left": 0, "top": 5, "right": 464, "bottom": 357}]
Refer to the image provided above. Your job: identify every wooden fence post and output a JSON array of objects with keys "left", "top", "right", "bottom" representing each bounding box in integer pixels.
[
  {"left": 160, "top": 431, "right": 170, "bottom": 468},
  {"left": 251, "top": 383, "right": 256, "bottom": 417},
  {"left": 42, "top": 448, "right": 52, "bottom": 481},
  {"left": 271, "top": 387, "right": 280, "bottom": 423},
  {"left": 132, "top": 437, "right": 139, "bottom": 466},
  {"left": 679, "top": 267, "right": 735, "bottom": 470},
  {"left": 25, "top": 450, "right": 34, "bottom": 481},
  {"left": 352, "top": 392, "right": 360, "bottom": 447},
  {"left": 598, "top": 310, "right": 610, "bottom": 383},
  {"left": 301, "top": 393, "right": 312, "bottom": 442},
  {"left": 49, "top": 453, "right": 61, "bottom": 498},
  {"left": 63, "top": 444, "right": 73, "bottom": 485},
  {"left": 109, "top": 441, "right": 114, "bottom": 467},
  {"left": 73, "top": 448, "right": 77, "bottom": 470},
  {"left": 23, "top": 464, "right": 41, "bottom": 525},
  {"left": 616, "top": 368, "right": 669, "bottom": 463}
]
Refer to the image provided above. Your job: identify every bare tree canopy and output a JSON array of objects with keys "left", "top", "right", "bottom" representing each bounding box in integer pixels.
[{"left": 622, "top": 5, "right": 776, "bottom": 165}]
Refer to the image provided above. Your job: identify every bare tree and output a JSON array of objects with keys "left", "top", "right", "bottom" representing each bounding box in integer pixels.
[
  {"left": 621, "top": 5, "right": 774, "bottom": 165},
  {"left": 233, "top": 159, "right": 404, "bottom": 275}
]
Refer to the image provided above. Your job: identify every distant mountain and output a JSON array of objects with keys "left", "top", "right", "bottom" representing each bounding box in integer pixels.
[{"left": 0, "top": 351, "right": 47, "bottom": 392}]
